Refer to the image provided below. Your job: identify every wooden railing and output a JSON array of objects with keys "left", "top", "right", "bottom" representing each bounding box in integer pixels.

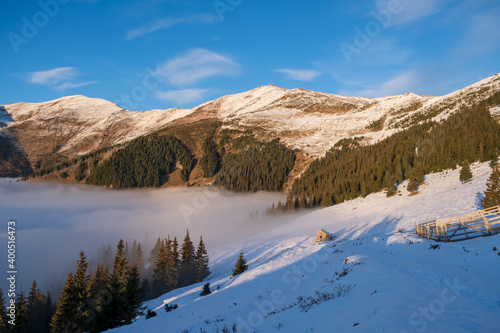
[{"left": 415, "top": 205, "right": 500, "bottom": 242}]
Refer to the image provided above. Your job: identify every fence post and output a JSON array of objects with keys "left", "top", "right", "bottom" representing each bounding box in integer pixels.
[{"left": 479, "top": 209, "right": 492, "bottom": 234}]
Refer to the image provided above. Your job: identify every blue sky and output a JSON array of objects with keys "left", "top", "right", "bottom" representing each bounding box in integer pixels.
[{"left": 1, "top": 0, "right": 499, "bottom": 110}]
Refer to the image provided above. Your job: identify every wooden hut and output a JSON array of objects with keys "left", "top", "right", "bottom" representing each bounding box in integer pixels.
[{"left": 316, "top": 229, "right": 332, "bottom": 242}]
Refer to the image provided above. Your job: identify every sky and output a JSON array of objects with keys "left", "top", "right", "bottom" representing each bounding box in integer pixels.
[{"left": 1, "top": 0, "right": 499, "bottom": 111}]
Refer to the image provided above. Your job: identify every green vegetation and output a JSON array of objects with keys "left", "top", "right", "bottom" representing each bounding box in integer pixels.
[
  {"left": 459, "top": 161, "right": 473, "bottom": 182},
  {"left": 199, "top": 133, "right": 221, "bottom": 177},
  {"left": 86, "top": 134, "right": 194, "bottom": 188},
  {"left": 481, "top": 166, "right": 500, "bottom": 209},
  {"left": 214, "top": 138, "right": 295, "bottom": 192},
  {"left": 287, "top": 101, "right": 500, "bottom": 208},
  {"left": 232, "top": 251, "right": 248, "bottom": 276}
]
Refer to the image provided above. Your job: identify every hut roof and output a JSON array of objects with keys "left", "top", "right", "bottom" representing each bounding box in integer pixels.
[{"left": 317, "top": 229, "right": 331, "bottom": 236}]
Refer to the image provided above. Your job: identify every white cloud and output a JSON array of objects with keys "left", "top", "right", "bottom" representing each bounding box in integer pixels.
[
  {"left": 126, "top": 14, "right": 217, "bottom": 40},
  {"left": 155, "top": 88, "right": 210, "bottom": 105},
  {"left": 28, "top": 67, "right": 78, "bottom": 85},
  {"left": 54, "top": 81, "right": 98, "bottom": 91},
  {"left": 27, "top": 67, "right": 98, "bottom": 91},
  {"left": 345, "top": 70, "right": 421, "bottom": 97},
  {"left": 275, "top": 69, "right": 322, "bottom": 81},
  {"left": 375, "top": 0, "right": 443, "bottom": 26},
  {"left": 157, "top": 49, "right": 239, "bottom": 86}
]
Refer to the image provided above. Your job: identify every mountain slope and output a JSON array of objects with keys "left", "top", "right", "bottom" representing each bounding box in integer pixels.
[
  {"left": 1, "top": 74, "right": 499, "bottom": 177},
  {"left": 110, "top": 162, "right": 500, "bottom": 333}
]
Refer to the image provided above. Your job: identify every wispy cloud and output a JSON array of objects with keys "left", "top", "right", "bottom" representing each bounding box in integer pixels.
[
  {"left": 340, "top": 70, "right": 422, "bottom": 97},
  {"left": 375, "top": 0, "right": 443, "bottom": 26},
  {"left": 275, "top": 69, "right": 322, "bottom": 81},
  {"left": 27, "top": 67, "right": 97, "bottom": 91},
  {"left": 126, "top": 14, "right": 217, "bottom": 40},
  {"left": 157, "top": 49, "right": 240, "bottom": 86},
  {"left": 155, "top": 88, "right": 210, "bottom": 105}
]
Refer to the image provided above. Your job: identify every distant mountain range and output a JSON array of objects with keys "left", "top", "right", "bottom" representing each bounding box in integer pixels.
[{"left": 1, "top": 74, "right": 499, "bottom": 184}]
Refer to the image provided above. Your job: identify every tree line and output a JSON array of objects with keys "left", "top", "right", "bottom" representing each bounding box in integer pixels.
[
  {"left": 281, "top": 100, "right": 500, "bottom": 210},
  {"left": 86, "top": 134, "right": 195, "bottom": 188},
  {"left": 0, "top": 230, "right": 210, "bottom": 333},
  {"left": 214, "top": 138, "right": 296, "bottom": 192}
]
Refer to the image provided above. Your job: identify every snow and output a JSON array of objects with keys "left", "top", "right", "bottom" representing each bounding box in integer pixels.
[
  {"left": 1, "top": 75, "right": 498, "bottom": 159},
  {"left": 110, "top": 162, "right": 500, "bottom": 333}
]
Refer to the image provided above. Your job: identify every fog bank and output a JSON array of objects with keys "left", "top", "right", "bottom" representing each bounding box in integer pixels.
[{"left": 0, "top": 182, "right": 289, "bottom": 297}]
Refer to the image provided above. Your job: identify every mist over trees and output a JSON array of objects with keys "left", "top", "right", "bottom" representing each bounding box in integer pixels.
[{"left": 0, "top": 230, "right": 211, "bottom": 333}]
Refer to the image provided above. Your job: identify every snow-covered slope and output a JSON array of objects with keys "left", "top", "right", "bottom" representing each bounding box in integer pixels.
[
  {"left": 111, "top": 163, "right": 500, "bottom": 333},
  {"left": 189, "top": 74, "right": 500, "bottom": 157},
  {"left": 1, "top": 74, "right": 499, "bottom": 174}
]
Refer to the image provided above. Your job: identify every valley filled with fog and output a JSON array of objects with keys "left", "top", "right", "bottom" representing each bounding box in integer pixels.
[{"left": 0, "top": 181, "right": 289, "bottom": 296}]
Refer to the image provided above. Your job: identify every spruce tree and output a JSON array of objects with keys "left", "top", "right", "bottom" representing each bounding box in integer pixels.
[
  {"left": 164, "top": 238, "right": 179, "bottom": 291},
  {"left": 232, "top": 251, "right": 248, "bottom": 276},
  {"left": 27, "top": 280, "right": 46, "bottom": 333},
  {"left": 481, "top": 166, "right": 500, "bottom": 209},
  {"left": 152, "top": 240, "right": 168, "bottom": 297},
  {"left": 172, "top": 237, "right": 180, "bottom": 266},
  {"left": 135, "top": 242, "right": 145, "bottom": 277},
  {"left": 148, "top": 237, "right": 162, "bottom": 276},
  {"left": 87, "top": 264, "right": 110, "bottom": 333},
  {"left": 179, "top": 230, "right": 196, "bottom": 287},
  {"left": 51, "top": 274, "right": 78, "bottom": 333},
  {"left": 124, "top": 264, "right": 142, "bottom": 324},
  {"left": 407, "top": 176, "right": 419, "bottom": 193},
  {"left": 385, "top": 174, "right": 398, "bottom": 197},
  {"left": 74, "top": 251, "right": 90, "bottom": 330},
  {"left": 199, "top": 283, "right": 211, "bottom": 296},
  {"left": 195, "top": 237, "right": 210, "bottom": 282},
  {"left": 459, "top": 161, "right": 473, "bottom": 182},
  {"left": 13, "top": 292, "right": 27, "bottom": 333},
  {"left": 101, "top": 240, "right": 129, "bottom": 330}
]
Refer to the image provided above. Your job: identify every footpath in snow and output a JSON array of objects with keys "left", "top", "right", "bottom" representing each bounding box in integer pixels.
[{"left": 112, "top": 163, "right": 500, "bottom": 333}]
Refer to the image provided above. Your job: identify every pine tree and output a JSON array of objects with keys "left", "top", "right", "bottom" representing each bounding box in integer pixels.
[
  {"left": 164, "top": 238, "right": 179, "bottom": 291},
  {"left": 407, "top": 176, "right": 419, "bottom": 193},
  {"left": 172, "top": 237, "right": 180, "bottom": 266},
  {"left": 148, "top": 237, "right": 162, "bottom": 276},
  {"left": 481, "top": 166, "right": 500, "bottom": 209},
  {"left": 179, "top": 230, "right": 196, "bottom": 287},
  {"left": 87, "top": 264, "right": 110, "bottom": 333},
  {"left": 101, "top": 240, "right": 129, "bottom": 330},
  {"left": 152, "top": 240, "right": 168, "bottom": 297},
  {"left": 199, "top": 283, "right": 211, "bottom": 296},
  {"left": 51, "top": 274, "right": 78, "bottom": 333},
  {"left": 232, "top": 251, "right": 248, "bottom": 276},
  {"left": 13, "top": 292, "right": 27, "bottom": 333},
  {"left": 124, "top": 264, "right": 142, "bottom": 324},
  {"left": 195, "top": 237, "right": 210, "bottom": 282},
  {"left": 459, "top": 161, "right": 473, "bottom": 182},
  {"left": 135, "top": 242, "right": 145, "bottom": 277},
  {"left": 27, "top": 280, "right": 47, "bottom": 333},
  {"left": 385, "top": 174, "right": 398, "bottom": 197}
]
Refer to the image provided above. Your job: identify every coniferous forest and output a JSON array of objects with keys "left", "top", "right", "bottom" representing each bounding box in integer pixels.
[
  {"left": 86, "top": 134, "right": 194, "bottom": 188},
  {"left": 285, "top": 101, "right": 500, "bottom": 209},
  {"left": 214, "top": 138, "right": 296, "bottom": 192},
  {"left": 0, "top": 231, "right": 210, "bottom": 333}
]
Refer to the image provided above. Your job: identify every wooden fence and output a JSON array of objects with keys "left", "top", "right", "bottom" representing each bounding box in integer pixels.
[{"left": 415, "top": 205, "right": 500, "bottom": 242}]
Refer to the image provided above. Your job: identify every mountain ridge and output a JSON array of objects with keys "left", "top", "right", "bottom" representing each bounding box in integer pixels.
[{"left": 1, "top": 74, "right": 499, "bottom": 179}]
